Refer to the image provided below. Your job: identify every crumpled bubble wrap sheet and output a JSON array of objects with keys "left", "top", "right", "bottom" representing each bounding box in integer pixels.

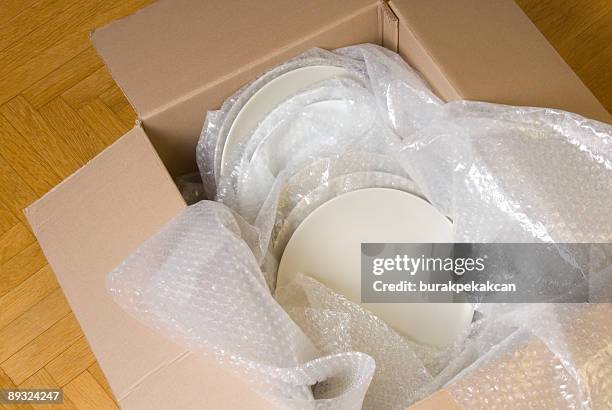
[
  {"left": 447, "top": 303, "right": 612, "bottom": 409},
  {"left": 395, "top": 101, "right": 612, "bottom": 243},
  {"left": 108, "top": 43, "right": 612, "bottom": 409},
  {"left": 197, "top": 48, "right": 368, "bottom": 200},
  {"left": 107, "top": 201, "right": 375, "bottom": 409}
]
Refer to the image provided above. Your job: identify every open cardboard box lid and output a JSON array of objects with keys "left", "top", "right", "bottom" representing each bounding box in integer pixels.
[{"left": 25, "top": 0, "right": 610, "bottom": 408}]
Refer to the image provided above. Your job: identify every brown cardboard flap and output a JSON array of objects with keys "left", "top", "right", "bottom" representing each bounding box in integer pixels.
[
  {"left": 25, "top": 126, "right": 186, "bottom": 400},
  {"left": 25, "top": 126, "right": 273, "bottom": 409},
  {"left": 139, "top": 3, "right": 381, "bottom": 177},
  {"left": 390, "top": 0, "right": 611, "bottom": 123},
  {"left": 119, "top": 351, "right": 272, "bottom": 410},
  {"left": 91, "top": 0, "right": 378, "bottom": 119}
]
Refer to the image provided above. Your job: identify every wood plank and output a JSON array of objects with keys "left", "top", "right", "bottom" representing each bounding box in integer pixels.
[
  {"left": 0, "top": 29, "right": 89, "bottom": 107},
  {"left": 0, "top": 0, "right": 70, "bottom": 53},
  {"left": 17, "top": 367, "right": 57, "bottom": 389},
  {"left": 577, "top": 42, "right": 612, "bottom": 113},
  {"left": 0, "top": 367, "right": 33, "bottom": 410},
  {"left": 98, "top": 85, "right": 131, "bottom": 114},
  {"left": 0, "top": 313, "right": 83, "bottom": 384},
  {"left": 63, "top": 372, "right": 117, "bottom": 410},
  {"left": 0, "top": 113, "right": 61, "bottom": 196},
  {"left": 516, "top": 0, "right": 610, "bottom": 46},
  {"left": 0, "top": 242, "right": 47, "bottom": 298},
  {"left": 116, "top": 104, "right": 137, "bottom": 129},
  {"left": 19, "top": 368, "right": 78, "bottom": 410},
  {"left": 0, "top": 96, "right": 84, "bottom": 178},
  {"left": 0, "top": 223, "right": 35, "bottom": 266},
  {"left": 0, "top": 0, "right": 40, "bottom": 27},
  {"left": 0, "top": 0, "right": 101, "bottom": 80},
  {"left": 86, "top": 363, "right": 114, "bottom": 400},
  {"left": 0, "top": 0, "right": 153, "bottom": 106},
  {"left": 22, "top": 46, "right": 104, "bottom": 109},
  {"left": 39, "top": 98, "right": 107, "bottom": 166},
  {"left": 62, "top": 67, "right": 116, "bottom": 110},
  {"left": 77, "top": 99, "right": 129, "bottom": 146},
  {"left": 0, "top": 203, "right": 18, "bottom": 239},
  {"left": 0, "top": 154, "right": 37, "bottom": 225},
  {"left": 0, "top": 366, "right": 16, "bottom": 388},
  {"left": 516, "top": 0, "right": 612, "bottom": 115},
  {"left": 0, "top": 265, "right": 59, "bottom": 330},
  {"left": 45, "top": 337, "right": 96, "bottom": 387},
  {"left": 557, "top": 10, "right": 612, "bottom": 73},
  {"left": 0, "top": 289, "right": 70, "bottom": 363}
]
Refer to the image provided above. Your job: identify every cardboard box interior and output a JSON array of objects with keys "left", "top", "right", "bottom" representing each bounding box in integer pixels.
[
  {"left": 91, "top": 0, "right": 611, "bottom": 178},
  {"left": 25, "top": 0, "right": 610, "bottom": 408}
]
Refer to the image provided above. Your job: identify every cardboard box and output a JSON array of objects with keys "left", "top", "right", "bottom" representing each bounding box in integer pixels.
[{"left": 25, "top": 0, "right": 611, "bottom": 408}]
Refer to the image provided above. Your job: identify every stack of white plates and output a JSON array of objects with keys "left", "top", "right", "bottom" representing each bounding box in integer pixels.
[
  {"left": 213, "top": 61, "right": 473, "bottom": 348},
  {"left": 216, "top": 64, "right": 363, "bottom": 184}
]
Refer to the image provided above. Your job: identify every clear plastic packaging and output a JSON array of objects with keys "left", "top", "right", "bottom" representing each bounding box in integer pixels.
[
  {"left": 197, "top": 48, "right": 368, "bottom": 199},
  {"left": 394, "top": 100, "right": 612, "bottom": 243},
  {"left": 109, "top": 43, "right": 612, "bottom": 409},
  {"left": 174, "top": 172, "right": 206, "bottom": 205},
  {"left": 218, "top": 77, "right": 382, "bottom": 222}
]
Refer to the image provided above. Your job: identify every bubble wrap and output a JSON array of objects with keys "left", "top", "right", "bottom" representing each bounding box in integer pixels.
[
  {"left": 108, "top": 201, "right": 375, "bottom": 408},
  {"left": 174, "top": 172, "right": 205, "bottom": 205},
  {"left": 276, "top": 274, "right": 435, "bottom": 408},
  {"left": 395, "top": 101, "right": 612, "bottom": 242},
  {"left": 447, "top": 303, "right": 612, "bottom": 409},
  {"left": 279, "top": 152, "right": 407, "bottom": 211},
  {"left": 218, "top": 77, "right": 390, "bottom": 222},
  {"left": 197, "top": 48, "right": 367, "bottom": 199},
  {"left": 109, "top": 43, "right": 612, "bottom": 409}
]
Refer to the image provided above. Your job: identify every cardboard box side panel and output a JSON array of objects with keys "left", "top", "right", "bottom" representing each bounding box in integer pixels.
[
  {"left": 24, "top": 127, "right": 189, "bottom": 400},
  {"left": 378, "top": 1, "right": 399, "bottom": 53},
  {"left": 120, "top": 352, "right": 273, "bottom": 410},
  {"left": 140, "top": 4, "right": 381, "bottom": 178},
  {"left": 90, "top": 0, "right": 377, "bottom": 118},
  {"left": 395, "top": 21, "right": 461, "bottom": 102},
  {"left": 390, "top": 0, "right": 611, "bottom": 122}
]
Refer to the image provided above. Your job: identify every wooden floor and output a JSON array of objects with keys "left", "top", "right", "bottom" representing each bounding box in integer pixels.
[{"left": 0, "top": 1, "right": 609, "bottom": 409}]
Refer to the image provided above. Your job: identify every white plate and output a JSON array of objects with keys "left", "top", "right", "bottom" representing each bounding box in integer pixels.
[
  {"left": 224, "top": 78, "right": 371, "bottom": 220},
  {"left": 277, "top": 152, "right": 409, "bottom": 218},
  {"left": 276, "top": 188, "right": 473, "bottom": 347},
  {"left": 272, "top": 172, "right": 423, "bottom": 258},
  {"left": 212, "top": 56, "right": 358, "bottom": 183},
  {"left": 219, "top": 65, "right": 358, "bottom": 180},
  {"left": 231, "top": 80, "right": 376, "bottom": 219}
]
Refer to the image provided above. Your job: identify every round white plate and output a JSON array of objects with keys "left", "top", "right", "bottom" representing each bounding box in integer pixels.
[
  {"left": 219, "top": 65, "right": 359, "bottom": 180},
  {"left": 272, "top": 172, "right": 423, "bottom": 258},
  {"left": 230, "top": 79, "right": 376, "bottom": 219},
  {"left": 276, "top": 188, "right": 473, "bottom": 347},
  {"left": 212, "top": 57, "right": 329, "bottom": 184},
  {"left": 278, "top": 152, "right": 409, "bottom": 218}
]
